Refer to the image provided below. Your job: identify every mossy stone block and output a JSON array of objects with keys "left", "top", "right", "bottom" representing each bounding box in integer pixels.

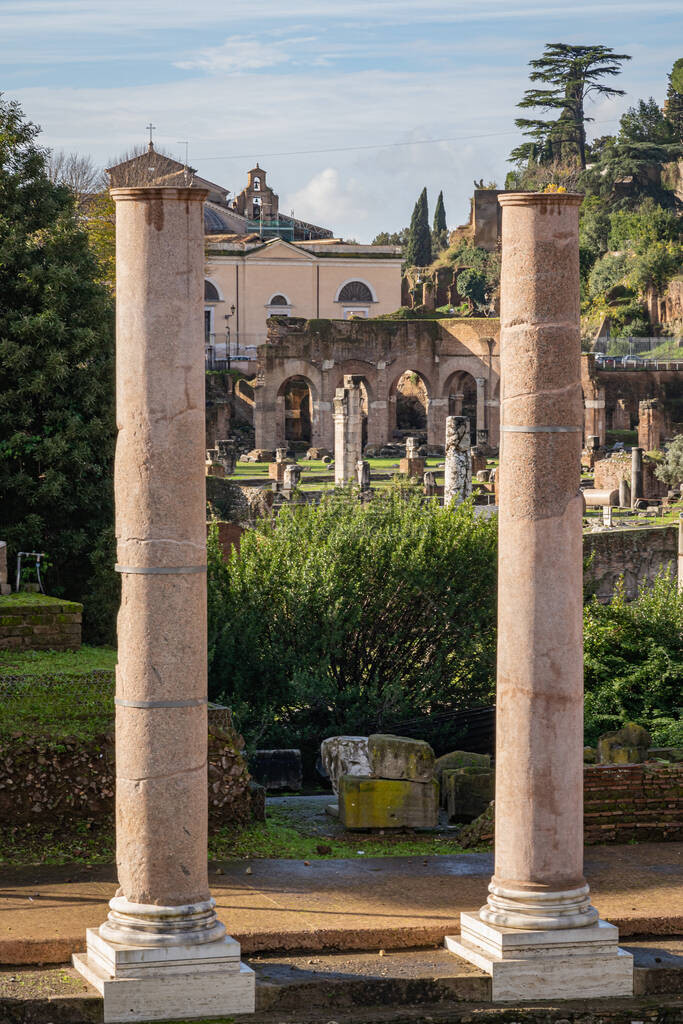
[
  {"left": 435, "top": 750, "right": 491, "bottom": 785},
  {"left": 367, "top": 734, "right": 435, "bottom": 783},
  {"left": 338, "top": 775, "right": 438, "bottom": 829},
  {"left": 442, "top": 767, "right": 495, "bottom": 823},
  {"left": 598, "top": 722, "right": 652, "bottom": 765}
]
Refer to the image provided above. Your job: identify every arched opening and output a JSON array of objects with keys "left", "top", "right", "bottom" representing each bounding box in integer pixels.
[
  {"left": 204, "top": 280, "right": 220, "bottom": 302},
  {"left": 278, "top": 376, "right": 314, "bottom": 443},
  {"left": 445, "top": 372, "right": 477, "bottom": 445},
  {"left": 394, "top": 370, "right": 429, "bottom": 434},
  {"left": 269, "top": 294, "right": 288, "bottom": 306}
]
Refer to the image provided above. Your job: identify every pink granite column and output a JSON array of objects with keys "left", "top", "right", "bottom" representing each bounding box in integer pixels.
[
  {"left": 488, "top": 192, "right": 595, "bottom": 930},
  {"left": 446, "top": 193, "right": 632, "bottom": 1002},
  {"left": 104, "top": 186, "right": 223, "bottom": 946}
]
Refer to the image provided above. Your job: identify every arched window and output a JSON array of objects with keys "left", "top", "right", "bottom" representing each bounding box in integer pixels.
[
  {"left": 269, "top": 294, "right": 288, "bottom": 306},
  {"left": 204, "top": 280, "right": 220, "bottom": 302},
  {"left": 253, "top": 176, "right": 261, "bottom": 191},
  {"left": 337, "top": 280, "right": 374, "bottom": 303}
]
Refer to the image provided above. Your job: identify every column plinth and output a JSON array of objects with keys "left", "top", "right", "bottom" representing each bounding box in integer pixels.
[
  {"left": 72, "top": 187, "right": 254, "bottom": 1021},
  {"left": 445, "top": 192, "right": 632, "bottom": 1003}
]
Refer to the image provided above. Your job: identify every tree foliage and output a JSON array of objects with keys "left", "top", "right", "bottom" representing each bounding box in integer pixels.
[
  {"left": 405, "top": 187, "right": 432, "bottom": 267},
  {"left": 207, "top": 491, "right": 498, "bottom": 762},
  {"left": 655, "top": 434, "right": 683, "bottom": 487},
  {"left": 665, "top": 58, "right": 683, "bottom": 141},
  {"left": 432, "top": 190, "right": 448, "bottom": 253},
  {"left": 510, "top": 43, "right": 631, "bottom": 168},
  {"left": 0, "top": 96, "right": 117, "bottom": 642},
  {"left": 583, "top": 573, "right": 683, "bottom": 745}
]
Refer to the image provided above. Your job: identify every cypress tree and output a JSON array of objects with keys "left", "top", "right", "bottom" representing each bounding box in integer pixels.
[
  {"left": 665, "top": 58, "right": 683, "bottom": 142},
  {"left": 405, "top": 187, "right": 431, "bottom": 267},
  {"left": 0, "top": 96, "right": 117, "bottom": 641},
  {"left": 432, "top": 190, "right": 448, "bottom": 253}
]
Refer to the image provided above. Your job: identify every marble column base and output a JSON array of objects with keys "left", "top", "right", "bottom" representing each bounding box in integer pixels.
[
  {"left": 73, "top": 928, "right": 255, "bottom": 1022},
  {"left": 445, "top": 912, "right": 633, "bottom": 1003}
]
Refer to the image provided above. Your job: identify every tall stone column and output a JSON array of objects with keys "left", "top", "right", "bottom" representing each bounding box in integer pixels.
[
  {"left": 444, "top": 416, "right": 471, "bottom": 506},
  {"left": 73, "top": 187, "right": 254, "bottom": 1021},
  {"left": 475, "top": 376, "right": 487, "bottom": 435},
  {"left": 446, "top": 193, "right": 632, "bottom": 1002},
  {"left": 631, "top": 446, "right": 643, "bottom": 507},
  {"left": 334, "top": 375, "right": 363, "bottom": 486}
]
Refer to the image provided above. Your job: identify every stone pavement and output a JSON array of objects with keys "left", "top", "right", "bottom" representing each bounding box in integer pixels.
[{"left": 0, "top": 842, "right": 680, "bottom": 967}]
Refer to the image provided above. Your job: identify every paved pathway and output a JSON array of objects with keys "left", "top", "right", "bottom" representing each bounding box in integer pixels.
[{"left": 0, "top": 842, "right": 680, "bottom": 966}]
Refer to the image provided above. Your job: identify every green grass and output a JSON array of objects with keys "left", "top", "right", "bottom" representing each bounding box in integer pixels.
[
  {"left": 0, "top": 645, "right": 116, "bottom": 741},
  {"left": 0, "top": 591, "right": 82, "bottom": 610},
  {"left": 0, "top": 808, "right": 475, "bottom": 867},
  {"left": 0, "top": 644, "right": 116, "bottom": 677}
]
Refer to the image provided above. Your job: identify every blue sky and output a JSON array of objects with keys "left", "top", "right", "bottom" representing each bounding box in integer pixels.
[{"left": 2, "top": 0, "right": 681, "bottom": 240}]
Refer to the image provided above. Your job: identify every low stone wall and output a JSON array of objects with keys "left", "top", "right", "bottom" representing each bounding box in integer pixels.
[
  {"left": 459, "top": 763, "right": 682, "bottom": 847},
  {"left": 0, "top": 595, "right": 82, "bottom": 651},
  {"left": 583, "top": 524, "right": 677, "bottom": 601},
  {"left": 0, "top": 707, "right": 261, "bottom": 828},
  {"left": 583, "top": 764, "right": 682, "bottom": 844},
  {"left": 593, "top": 452, "right": 667, "bottom": 498}
]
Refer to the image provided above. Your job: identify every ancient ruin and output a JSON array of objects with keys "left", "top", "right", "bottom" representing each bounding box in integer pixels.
[
  {"left": 444, "top": 416, "right": 472, "bottom": 506},
  {"left": 333, "top": 375, "right": 364, "bottom": 486},
  {"left": 446, "top": 193, "right": 633, "bottom": 1000}
]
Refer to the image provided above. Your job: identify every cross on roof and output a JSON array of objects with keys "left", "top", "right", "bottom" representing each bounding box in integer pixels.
[{"left": 146, "top": 122, "right": 157, "bottom": 146}]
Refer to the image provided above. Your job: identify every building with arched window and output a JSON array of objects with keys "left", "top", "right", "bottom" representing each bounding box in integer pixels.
[
  {"left": 107, "top": 145, "right": 402, "bottom": 363},
  {"left": 205, "top": 236, "right": 402, "bottom": 360}
]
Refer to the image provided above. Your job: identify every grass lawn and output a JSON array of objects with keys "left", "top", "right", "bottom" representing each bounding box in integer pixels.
[
  {"left": 0, "top": 807, "right": 476, "bottom": 867},
  {"left": 0, "top": 645, "right": 116, "bottom": 741}
]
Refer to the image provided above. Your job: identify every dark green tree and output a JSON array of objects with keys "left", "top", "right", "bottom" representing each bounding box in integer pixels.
[
  {"left": 510, "top": 43, "right": 631, "bottom": 168},
  {"left": 405, "top": 187, "right": 431, "bottom": 267},
  {"left": 619, "top": 98, "right": 675, "bottom": 145},
  {"left": 0, "top": 96, "right": 117, "bottom": 642},
  {"left": 665, "top": 58, "right": 683, "bottom": 141},
  {"left": 371, "top": 227, "right": 409, "bottom": 250},
  {"left": 432, "top": 190, "right": 448, "bottom": 253}
]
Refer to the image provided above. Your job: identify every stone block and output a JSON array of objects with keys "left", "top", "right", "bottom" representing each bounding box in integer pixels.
[
  {"left": 649, "top": 747, "right": 683, "bottom": 762},
  {"left": 598, "top": 723, "right": 652, "bottom": 764},
  {"left": 338, "top": 775, "right": 438, "bottom": 829},
  {"left": 398, "top": 457, "right": 425, "bottom": 478},
  {"left": 367, "top": 734, "right": 435, "bottom": 783},
  {"left": 442, "top": 767, "right": 495, "bottom": 822},
  {"left": 320, "top": 736, "right": 370, "bottom": 795},
  {"left": 434, "top": 749, "right": 490, "bottom": 785},
  {"left": 248, "top": 749, "right": 302, "bottom": 791}
]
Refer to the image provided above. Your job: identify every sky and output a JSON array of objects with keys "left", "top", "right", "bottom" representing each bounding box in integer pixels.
[{"left": 2, "top": 0, "right": 681, "bottom": 242}]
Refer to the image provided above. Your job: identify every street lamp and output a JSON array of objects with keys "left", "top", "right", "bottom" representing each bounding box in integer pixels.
[{"left": 224, "top": 303, "right": 236, "bottom": 369}]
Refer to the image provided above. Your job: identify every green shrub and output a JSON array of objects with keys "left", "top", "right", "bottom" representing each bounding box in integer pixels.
[
  {"left": 583, "top": 573, "right": 683, "bottom": 744},
  {"left": 207, "top": 492, "right": 497, "bottom": 766}
]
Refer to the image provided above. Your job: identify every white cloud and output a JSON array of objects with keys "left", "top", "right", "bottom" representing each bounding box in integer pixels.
[
  {"left": 285, "top": 168, "right": 369, "bottom": 231},
  {"left": 175, "top": 35, "right": 318, "bottom": 74}
]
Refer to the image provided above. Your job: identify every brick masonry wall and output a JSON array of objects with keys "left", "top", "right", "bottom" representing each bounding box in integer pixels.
[
  {"left": 583, "top": 524, "right": 677, "bottom": 602},
  {"left": 0, "top": 597, "right": 83, "bottom": 651},
  {"left": 459, "top": 763, "right": 682, "bottom": 847},
  {"left": 583, "top": 764, "right": 682, "bottom": 844}
]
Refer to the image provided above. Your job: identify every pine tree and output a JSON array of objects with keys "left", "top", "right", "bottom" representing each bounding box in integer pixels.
[
  {"left": 665, "top": 58, "right": 683, "bottom": 142},
  {"left": 432, "top": 190, "right": 448, "bottom": 253},
  {"left": 0, "top": 96, "right": 117, "bottom": 641},
  {"left": 510, "top": 43, "right": 631, "bottom": 169},
  {"left": 405, "top": 188, "right": 431, "bottom": 267}
]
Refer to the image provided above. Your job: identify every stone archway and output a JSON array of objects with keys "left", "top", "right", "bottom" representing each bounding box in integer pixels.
[
  {"left": 443, "top": 370, "right": 478, "bottom": 445},
  {"left": 277, "top": 375, "right": 317, "bottom": 445},
  {"left": 387, "top": 367, "right": 436, "bottom": 444}
]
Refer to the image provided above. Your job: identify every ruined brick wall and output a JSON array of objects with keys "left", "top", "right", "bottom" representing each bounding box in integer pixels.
[
  {"left": 205, "top": 371, "right": 233, "bottom": 448},
  {"left": 593, "top": 453, "right": 667, "bottom": 499},
  {"left": 459, "top": 763, "right": 682, "bottom": 847},
  {"left": 0, "top": 706, "right": 260, "bottom": 828},
  {"left": 583, "top": 764, "right": 682, "bottom": 844},
  {"left": 583, "top": 524, "right": 677, "bottom": 601},
  {"left": 0, "top": 597, "right": 82, "bottom": 651}
]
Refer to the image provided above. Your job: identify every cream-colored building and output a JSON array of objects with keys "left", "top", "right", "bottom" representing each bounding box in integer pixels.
[
  {"left": 107, "top": 146, "right": 402, "bottom": 363},
  {"left": 204, "top": 236, "right": 402, "bottom": 363}
]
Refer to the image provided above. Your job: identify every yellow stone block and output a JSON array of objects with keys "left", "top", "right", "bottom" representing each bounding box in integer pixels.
[{"left": 338, "top": 775, "right": 438, "bottom": 829}]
